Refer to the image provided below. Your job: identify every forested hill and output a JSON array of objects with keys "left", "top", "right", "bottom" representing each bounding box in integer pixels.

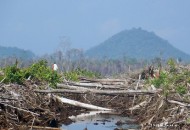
[
  {"left": 85, "top": 28, "right": 190, "bottom": 61},
  {"left": 0, "top": 46, "right": 35, "bottom": 59}
]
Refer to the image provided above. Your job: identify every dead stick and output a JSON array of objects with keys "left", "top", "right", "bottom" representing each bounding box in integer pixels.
[
  {"left": 30, "top": 117, "right": 35, "bottom": 130},
  {"left": 131, "top": 74, "right": 141, "bottom": 114},
  {"left": 0, "top": 103, "right": 39, "bottom": 116},
  {"left": 0, "top": 77, "right": 6, "bottom": 83},
  {"left": 23, "top": 125, "right": 61, "bottom": 130},
  {"left": 167, "top": 99, "right": 190, "bottom": 107},
  {"left": 107, "top": 95, "right": 119, "bottom": 105}
]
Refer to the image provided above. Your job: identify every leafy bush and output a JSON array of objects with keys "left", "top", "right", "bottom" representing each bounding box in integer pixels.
[
  {"left": 64, "top": 71, "right": 79, "bottom": 81},
  {"left": 46, "top": 71, "right": 61, "bottom": 87},
  {"left": 75, "top": 68, "right": 100, "bottom": 78},
  {"left": 2, "top": 60, "right": 61, "bottom": 88},
  {"left": 3, "top": 64, "right": 24, "bottom": 84},
  {"left": 24, "top": 60, "right": 50, "bottom": 80},
  {"left": 151, "top": 71, "right": 168, "bottom": 88},
  {"left": 2, "top": 60, "right": 100, "bottom": 87},
  {"left": 63, "top": 68, "right": 100, "bottom": 81},
  {"left": 176, "top": 85, "right": 187, "bottom": 95},
  {"left": 147, "top": 59, "right": 189, "bottom": 96},
  {"left": 167, "top": 58, "right": 177, "bottom": 73},
  {"left": 23, "top": 60, "right": 61, "bottom": 87}
]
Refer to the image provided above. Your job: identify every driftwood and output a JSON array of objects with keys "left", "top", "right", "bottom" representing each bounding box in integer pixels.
[
  {"left": 79, "top": 77, "right": 126, "bottom": 85},
  {"left": 167, "top": 99, "right": 190, "bottom": 107},
  {"left": 35, "top": 89, "right": 160, "bottom": 95},
  {"left": 20, "top": 125, "right": 61, "bottom": 130},
  {"left": 53, "top": 95, "right": 113, "bottom": 111},
  {"left": 69, "top": 111, "right": 114, "bottom": 121},
  {"left": 58, "top": 82, "right": 122, "bottom": 89},
  {"left": 129, "top": 96, "right": 152, "bottom": 111},
  {"left": 129, "top": 100, "right": 148, "bottom": 111},
  {"left": 80, "top": 77, "right": 126, "bottom": 82}
]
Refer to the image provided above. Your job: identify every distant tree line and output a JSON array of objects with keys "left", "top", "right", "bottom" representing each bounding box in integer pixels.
[{"left": 0, "top": 48, "right": 153, "bottom": 76}]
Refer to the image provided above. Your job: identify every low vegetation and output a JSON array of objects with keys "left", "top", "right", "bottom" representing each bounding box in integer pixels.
[
  {"left": 0, "top": 60, "right": 100, "bottom": 87},
  {"left": 1, "top": 58, "right": 190, "bottom": 129},
  {"left": 149, "top": 59, "right": 190, "bottom": 96},
  {"left": 63, "top": 68, "right": 100, "bottom": 81}
]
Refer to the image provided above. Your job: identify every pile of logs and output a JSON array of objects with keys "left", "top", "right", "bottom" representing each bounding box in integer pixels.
[
  {"left": 1, "top": 64, "right": 190, "bottom": 129},
  {"left": 1, "top": 75, "right": 158, "bottom": 129},
  {"left": 34, "top": 70, "right": 190, "bottom": 129},
  {"left": 0, "top": 83, "right": 74, "bottom": 130}
]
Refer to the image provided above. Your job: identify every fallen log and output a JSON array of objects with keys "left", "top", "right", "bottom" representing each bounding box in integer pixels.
[
  {"left": 128, "top": 100, "right": 148, "bottom": 110},
  {"left": 167, "top": 99, "right": 190, "bottom": 107},
  {"left": 80, "top": 77, "right": 126, "bottom": 84},
  {"left": 69, "top": 111, "right": 114, "bottom": 121},
  {"left": 168, "top": 97, "right": 190, "bottom": 104},
  {"left": 58, "top": 82, "right": 122, "bottom": 89},
  {"left": 53, "top": 95, "right": 113, "bottom": 111},
  {"left": 35, "top": 89, "right": 160, "bottom": 95},
  {"left": 19, "top": 125, "right": 61, "bottom": 130},
  {"left": 0, "top": 97, "right": 22, "bottom": 101}
]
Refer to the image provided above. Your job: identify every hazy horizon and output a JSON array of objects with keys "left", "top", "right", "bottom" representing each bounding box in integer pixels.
[{"left": 0, "top": 0, "right": 190, "bottom": 56}]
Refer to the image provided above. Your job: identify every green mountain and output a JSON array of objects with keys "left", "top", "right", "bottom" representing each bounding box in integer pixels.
[
  {"left": 0, "top": 46, "right": 35, "bottom": 59},
  {"left": 86, "top": 28, "right": 190, "bottom": 61}
]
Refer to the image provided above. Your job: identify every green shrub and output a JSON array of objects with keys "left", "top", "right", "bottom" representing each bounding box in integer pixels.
[
  {"left": 75, "top": 68, "right": 100, "bottom": 78},
  {"left": 167, "top": 58, "right": 177, "bottom": 73},
  {"left": 176, "top": 85, "right": 187, "bottom": 95},
  {"left": 2, "top": 60, "right": 61, "bottom": 88},
  {"left": 63, "top": 68, "right": 100, "bottom": 81},
  {"left": 150, "top": 71, "right": 170, "bottom": 96},
  {"left": 148, "top": 59, "right": 189, "bottom": 97},
  {"left": 23, "top": 60, "right": 61, "bottom": 87},
  {"left": 3, "top": 64, "right": 24, "bottom": 84},
  {"left": 64, "top": 71, "right": 79, "bottom": 81},
  {"left": 23, "top": 60, "right": 49, "bottom": 80},
  {"left": 45, "top": 71, "right": 61, "bottom": 88},
  {"left": 151, "top": 71, "right": 168, "bottom": 88}
]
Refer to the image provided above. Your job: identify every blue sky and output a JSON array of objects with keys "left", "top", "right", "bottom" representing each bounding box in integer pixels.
[{"left": 0, "top": 0, "right": 190, "bottom": 55}]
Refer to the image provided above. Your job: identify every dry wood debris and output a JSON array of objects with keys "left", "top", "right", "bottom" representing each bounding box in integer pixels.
[
  {"left": 0, "top": 82, "right": 74, "bottom": 130},
  {"left": 1, "top": 64, "right": 190, "bottom": 129}
]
